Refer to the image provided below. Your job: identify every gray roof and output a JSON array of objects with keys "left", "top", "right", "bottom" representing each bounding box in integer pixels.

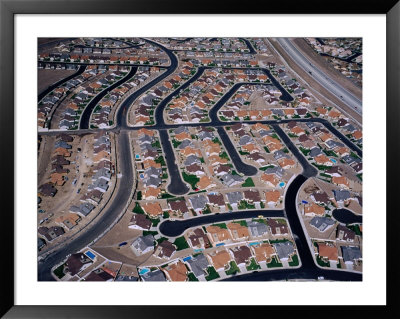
[
  {"left": 198, "top": 131, "right": 214, "bottom": 140},
  {"left": 239, "top": 135, "right": 253, "bottom": 146},
  {"left": 221, "top": 173, "right": 244, "bottom": 187},
  {"left": 247, "top": 221, "right": 268, "bottom": 237},
  {"left": 272, "top": 109, "right": 284, "bottom": 116},
  {"left": 144, "top": 166, "right": 162, "bottom": 178},
  {"left": 132, "top": 235, "right": 154, "bottom": 252},
  {"left": 54, "top": 140, "right": 72, "bottom": 149},
  {"left": 309, "top": 147, "right": 322, "bottom": 158},
  {"left": 341, "top": 246, "right": 362, "bottom": 262},
  {"left": 274, "top": 150, "right": 289, "bottom": 160},
  {"left": 333, "top": 189, "right": 351, "bottom": 202},
  {"left": 70, "top": 202, "right": 95, "bottom": 216},
  {"left": 274, "top": 241, "right": 295, "bottom": 260},
  {"left": 88, "top": 178, "right": 109, "bottom": 192},
  {"left": 186, "top": 254, "right": 209, "bottom": 277},
  {"left": 178, "top": 140, "right": 193, "bottom": 150},
  {"left": 259, "top": 129, "right": 274, "bottom": 137},
  {"left": 144, "top": 176, "right": 162, "bottom": 187},
  {"left": 184, "top": 155, "right": 201, "bottom": 166},
  {"left": 139, "top": 135, "right": 154, "bottom": 144},
  {"left": 226, "top": 191, "right": 243, "bottom": 204},
  {"left": 309, "top": 216, "right": 335, "bottom": 232},
  {"left": 141, "top": 269, "right": 166, "bottom": 282},
  {"left": 174, "top": 126, "right": 189, "bottom": 135},
  {"left": 189, "top": 195, "right": 208, "bottom": 210},
  {"left": 93, "top": 168, "right": 111, "bottom": 181},
  {"left": 264, "top": 166, "right": 284, "bottom": 178}
]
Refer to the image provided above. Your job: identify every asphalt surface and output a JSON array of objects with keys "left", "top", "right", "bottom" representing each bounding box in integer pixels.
[
  {"left": 276, "top": 38, "right": 362, "bottom": 115},
  {"left": 159, "top": 129, "right": 190, "bottom": 195},
  {"left": 332, "top": 208, "right": 362, "bottom": 224},
  {"left": 38, "top": 65, "right": 86, "bottom": 101},
  {"left": 159, "top": 210, "right": 284, "bottom": 237},
  {"left": 80, "top": 66, "right": 138, "bottom": 129}
]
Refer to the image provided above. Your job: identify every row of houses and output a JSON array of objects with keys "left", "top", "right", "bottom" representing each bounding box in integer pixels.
[
  {"left": 133, "top": 61, "right": 195, "bottom": 126},
  {"left": 59, "top": 69, "right": 125, "bottom": 130},
  {"left": 68, "top": 131, "right": 113, "bottom": 219},
  {"left": 91, "top": 67, "right": 162, "bottom": 128},
  {"left": 157, "top": 37, "right": 249, "bottom": 53}
]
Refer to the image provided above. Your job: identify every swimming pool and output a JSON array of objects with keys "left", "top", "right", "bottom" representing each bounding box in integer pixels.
[
  {"left": 249, "top": 242, "right": 260, "bottom": 246},
  {"left": 194, "top": 249, "right": 204, "bottom": 253},
  {"left": 135, "top": 154, "right": 140, "bottom": 159},
  {"left": 183, "top": 256, "right": 192, "bottom": 262},
  {"left": 139, "top": 173, "right": 144, "bottom": 179},
  {"left": 330, "top": 158, "right": 337, "bottom": 163},
  {"left": 279, "top": 182, "right": 285, "bottom": 188},
  {"left": 85, "top": 251, "right": 96, "bottom": 260},
  {"left": 139, "top": 268, "right": 150, "bottom": 275}
]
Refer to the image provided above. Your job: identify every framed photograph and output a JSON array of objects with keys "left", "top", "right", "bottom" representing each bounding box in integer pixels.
[{"left": 1, "top": 0, "right": 398, "bottom": 317}]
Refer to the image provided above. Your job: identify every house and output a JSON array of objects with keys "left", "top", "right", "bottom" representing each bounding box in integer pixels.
[
  {"left": 207, "top": 193, "right": 226, "bottom": 211},
  {"left": 221, "top": 173, "right": 243, "bottom": 187},
  {"left": 142, "top": 187, "right": 161, "bottom": 200},
  {"left": 333, "top": 189, "right": 351, "bottom": 203},
  {"left": 341, "top": 246, "right": 362, "bottom": 266},
  {"left": 227, "top": 222, "right": 249, "bottom": 240},
  {"left": 85, "top": 268, "right": 114, "bottom": 282},
  {"left": 142, "top": 202, "right": 163, "bottom": 218},
  {"left": 169, "top": 200, "right": 189, "bottom": 215},
  {"left": 189, "top": 195, "right": 208, "bottom": 213},
  {"left": 128, "top": 214, "right": 151, "bottom": 230},
  {"left": 64, "top": 253, "right": 93, "bottom": 276},
  {"left": 273, "top": 241, "right": 295, "bottom": 261},
  {"left": 162, "top": 261, "right": 188, "bottom": 282},
  {"left": 197, "top": 176, "right": 216, "bottom": 190},
  {"left": 304, "top": 203, "right": 325, "bottom": 217},
  {"left": 318, "top": 243, "right": 338, "bottom": 263},
  {"left": 311, "top": 191, "right": 330, "bottom": 205},
  {"left": 332, "top": 176, "right": 350, "bottom": 188},
  {"left": 38, "top": 183, "right": 57, "bottom": 197},
  {"left": 207, "top": 249, "right": 231, "bottom": 272},
  {"left": 265, "top": 190, "right": 281, "bottom": 206},
  {"left": 38, "top": 226, "right": 65, "bottom": 242},
  {"left": 54, "top": 213, "right": 81, "bottom": 230},
  {"left": 267, "top": 218, "right": 288, "bottom": 235},
  {"left": 230, "top": 245, "right": 252, "bottom": 267},
  {"left": 186, "top": 254, "right": 210, "bottom": 279},
  {"left": 187, "top": 228, "right": 211, "bottom": 249},
  {"left": 141, "top": 269, "right": 166, "bottom": 282},
  {"left": 252, "top": 243, "right": 275, "bottom": 264},
  {"left": 309, "top": 216, "right": 335, "bottom": 232},
  {"left": 206, "top": 225, "right": 232, "bottom": 244},
  {"left": 336, "top": 224, "right": 356, "bottom": 242},
  {"left": 131, "top": 235, "right": 155, "bottom": 256},
  {"left": 243, "top": 190, "right": 262, "bottom": 207},
  {"left": 226, "top": 191, "right": 243, "bottom": 210},
  {"left": 247, "top": 221, "right": 268, "bottom": 237},
  {"left": 153, "top": 240, "right": 176, "bottom": 259}
]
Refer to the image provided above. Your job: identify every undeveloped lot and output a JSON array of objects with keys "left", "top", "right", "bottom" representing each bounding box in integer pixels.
[{"left": 38, "top": 69, "right": 75, "bottom": 95}]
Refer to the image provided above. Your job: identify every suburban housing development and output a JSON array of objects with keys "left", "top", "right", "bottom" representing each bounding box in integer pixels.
[{"left": 37, "top": 37, "right": 362, "bottom": 282}]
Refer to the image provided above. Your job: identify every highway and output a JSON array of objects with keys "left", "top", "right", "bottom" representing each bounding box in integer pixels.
[{"left": 276, "top": 38, "right": 362, "bottom": 115}]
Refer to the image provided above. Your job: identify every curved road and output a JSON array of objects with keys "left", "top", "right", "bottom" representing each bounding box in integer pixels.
[
  {"left": 276, "top": 38, "right": 362, "bottom": 115},
  {"left": 159, "top": 210, "right": 284, "bottom": 238},
  {"left": 80, "top": 67, "right": 137, "bottom": 129}
]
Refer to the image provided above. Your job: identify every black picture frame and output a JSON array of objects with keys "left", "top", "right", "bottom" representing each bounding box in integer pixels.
[{"left": 1, "top": 0, "right": 398, "bottom": 317}]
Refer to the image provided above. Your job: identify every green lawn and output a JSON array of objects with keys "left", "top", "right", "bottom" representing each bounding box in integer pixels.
[
  {"left": 322, "top": 149, "right": 338, "bottom": 157},
  {"left": 233, "top": 220, "right": 248, "bottom": 227},
  {"left": 133, "top": 202, "right": 145, "bottom": 214},
  {"left": 53, "top": 264, "right": 66, "bottom": 279},
  {"left": 155, "top": 156, "right": 166, "bottom": 166},
  {"left": 137, "top": 191, "right": 142, "bottom": 200},
  {"left": 288, "top": 254, "right": 299, "bottom": 267},
  {"left": 316, "top": 255, "right": 330, "bottom": 267},
  {"left": 142, "top": 230, "right": 158, "bottom": 237},
  {"left": 151, "top": 218, "right": 160, "bottom": 227},
  {"left": 205, "top": 266, "right": 220, "bottom": 281},
  {"left": 264, "top": 146, "right": 270, "bottom": 153},
  {"left": 225, "top": 261, "right": 240, "bottom": 276},
  {"left": 219, "top": 151, "right": 230, "bottom": 160},
  {"left": 173, "top": 236, "right": 189, "bottom": 251},
  {"left": 299, "top": 146, "right": 311, "bottom": 156},
  {"left": 188, "top": 272, "right": 199, "bottom": 281},
  {"left": 267, "top": 256, "right": 283, "bottom": 268},
  {"left": 259, "top": 165, "right": 275, "bottom": 171},
  {"left": 163, "top": 211, "right": 170, "bottom": 219},
  {"left": 246, "top": 258, "right": 261, "bottom": 271},
  {"left": 172, "top": 139, "right": 182, "bottom": 148},
  {"left": 212, "top": 223, "right": 227, "bottom": 229},
  {"left": 182, "top": 172, "right": 200, "bottom": 190},
  {"left": 242, "top": 177, "right": 255, "bottom": 187}
]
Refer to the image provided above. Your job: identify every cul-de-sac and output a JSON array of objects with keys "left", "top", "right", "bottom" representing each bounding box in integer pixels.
[{"left": 37, "top": 37, "right": 362, "bottom": 282}]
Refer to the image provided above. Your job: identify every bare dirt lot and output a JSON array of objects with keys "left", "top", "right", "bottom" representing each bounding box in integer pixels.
[{"left": 38, "top": 69, "right": 75, "bottom": 95}]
